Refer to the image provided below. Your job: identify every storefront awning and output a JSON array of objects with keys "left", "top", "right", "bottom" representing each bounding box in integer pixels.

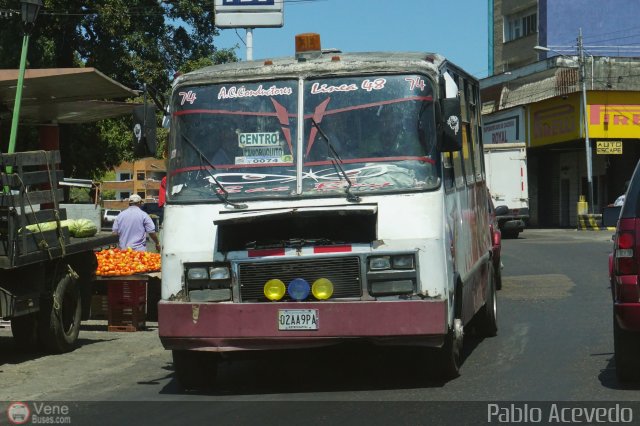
[{"left": 0, "top": 68, "right": 139, "bottom": 124}]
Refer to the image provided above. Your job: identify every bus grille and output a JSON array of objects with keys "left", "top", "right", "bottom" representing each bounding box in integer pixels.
[{"left": 238, "top": 256, "right": 362, "bottom": 302}]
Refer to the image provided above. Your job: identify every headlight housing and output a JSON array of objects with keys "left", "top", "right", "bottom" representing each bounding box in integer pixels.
[
  {"left": 184, "top": 262, "right": 232, "bottom": 302},
  {"left": 369, "top": 256, "right": 391, "bottom": 271},
  {"left": 367, "top": 253, "right": 417, "bottom": 297}
]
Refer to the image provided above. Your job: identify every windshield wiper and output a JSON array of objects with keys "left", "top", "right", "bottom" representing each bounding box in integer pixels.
[
  {"left": 180, "top": 134, "right": 247, "bottom": 209},
  {"left": 310, "top": 118, "right": 360, "bottom": 203}
]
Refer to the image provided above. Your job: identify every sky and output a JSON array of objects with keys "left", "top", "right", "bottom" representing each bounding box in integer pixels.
[{"left": 213, "top": 0, "right": 490, "bottom": 78}]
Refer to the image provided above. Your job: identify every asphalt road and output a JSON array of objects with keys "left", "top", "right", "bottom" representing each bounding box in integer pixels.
[{"left": 1, "top": 229, "right": 636, "bottom": 425}]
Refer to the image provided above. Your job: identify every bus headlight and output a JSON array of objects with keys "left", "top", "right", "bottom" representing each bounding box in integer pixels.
[
  {"left": 187, "top": 268, "right": 208, "bottom": 280},
  {"left": 209, "top": 266, "right": 230, "bottom": 280},
  {"left": 369, "top": 256, "right": 391, "bottom": 271},
  {"left": 185, "top": 263, "right": 232, "bottom": 302},
  {"left": 392, "top": 255, "right": 414, "bottom": 269}
]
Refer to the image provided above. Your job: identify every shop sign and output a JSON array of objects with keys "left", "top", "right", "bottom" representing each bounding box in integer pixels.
[
  {"left": 596, "top": 141, "right": 622, "bottom": 154},
  {"left": 529, "top": 98, "right": 580, "bottom": 147}
]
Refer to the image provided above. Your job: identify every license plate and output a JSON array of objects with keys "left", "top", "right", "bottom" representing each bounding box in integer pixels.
[{"left": 278, "top": 309, "right": 319, "bottom": 331}]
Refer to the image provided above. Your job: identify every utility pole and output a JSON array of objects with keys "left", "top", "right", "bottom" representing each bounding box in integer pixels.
[
  {"left": 578, "top": 28, "right": 595, "bottom": 214},
  {"left": 246, "top": 28, "right": 254, "bottom": 61}
]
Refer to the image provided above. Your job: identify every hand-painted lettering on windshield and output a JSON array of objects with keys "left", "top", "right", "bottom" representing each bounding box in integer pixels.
[
  {"left": 179, "top": 91, "right": 197, "bottom": 105},
  {"left": 361, "top": 78, "right": 387, "bottom": 92},
  {"left": 217, "top": 85, "right": 293, "bottom": 99},
  {"left": 310, "top": 82, "right": 358, "bottom": 94},
  {"left": 405, "top": 76, "right": 426, "bottom": 91}
]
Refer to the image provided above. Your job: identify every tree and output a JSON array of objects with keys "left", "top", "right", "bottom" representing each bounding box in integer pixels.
[{"left": 0, "top": 0, "right": 238, "bottom": 179}]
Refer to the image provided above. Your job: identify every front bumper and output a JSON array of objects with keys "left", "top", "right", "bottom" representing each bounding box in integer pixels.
[{"left": 158, "top": 299, "right": 446, "bottom": 352}]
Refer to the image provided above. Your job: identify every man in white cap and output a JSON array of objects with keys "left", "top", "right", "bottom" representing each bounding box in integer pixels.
[{"left": 112, "top": 194, "right": 161, "bottom": 251}]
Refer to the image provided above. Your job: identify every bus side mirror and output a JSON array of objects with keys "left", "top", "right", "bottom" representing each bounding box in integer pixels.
[
  {"left": 437, "top": 98, "right": 463, "bottom": 152},
  {"left": 132, "top": 104, "right": 158, "bottom": 157}
]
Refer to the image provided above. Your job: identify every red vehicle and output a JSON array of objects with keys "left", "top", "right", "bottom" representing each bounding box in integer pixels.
[
  {"left": 488, "top": 191, "right": 503, "bottom": 290},
  {"left": 610, "top": 159, "right": 640, "bottom": 381}
]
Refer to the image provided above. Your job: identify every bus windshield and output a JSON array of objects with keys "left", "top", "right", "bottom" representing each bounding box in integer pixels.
[{"left": 169, "top": 74, "right": 439, "bottom": 203}]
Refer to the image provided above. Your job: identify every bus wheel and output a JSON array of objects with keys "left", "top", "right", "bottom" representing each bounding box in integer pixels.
[
  {"left": 433, "top": 317, "right": 463, "bottom": 380},
  {"left": 476, "top": 262, "right": 498, "bottom": 337},
  {"left": 39, "top": 266, "right": 82, "bottom": 353},
  {"left": 173, "top": 350, "right": 219, "bottom": 391}
]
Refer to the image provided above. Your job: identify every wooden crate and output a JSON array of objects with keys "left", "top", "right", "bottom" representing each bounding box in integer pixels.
[
  {"left": 108, "top": 304, "right": 145, "bottom": 332},
  {"left": 90, "top": 294, "right": 109, "bottom": 320},
  {"left": 107, "top": 279, "right": 146, "bottom": 331}
]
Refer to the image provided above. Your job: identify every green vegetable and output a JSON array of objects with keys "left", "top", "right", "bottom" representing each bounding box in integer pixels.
[
  {"left": 23, "top": 220, "right": 74, "bottom": 233},
  {"left": 73, "top": 218, "right": 97, "bottom": 237},
  {"left": 22, "top": 218, "right": 97, "bottom": 237}
]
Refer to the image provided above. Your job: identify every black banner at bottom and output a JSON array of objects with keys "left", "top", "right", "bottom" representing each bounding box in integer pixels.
[{"left": 2, "top": 401, "right": 639, "bottom": 426}]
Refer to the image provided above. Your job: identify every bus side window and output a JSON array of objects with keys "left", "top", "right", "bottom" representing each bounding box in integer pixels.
[
  {"left": 443, "top": 152, "right": 454, "bottom": 192},
  {"left": 469, "top": 84, "right": 484, "bottom": 182},
  {"left": 452, "top": 150, "right": 465, "bottom": 189},
  {"left": 460, "top": 80, "right": 475, "bottom": 185}
]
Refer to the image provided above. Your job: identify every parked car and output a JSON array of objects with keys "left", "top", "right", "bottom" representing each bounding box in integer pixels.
[
  {"left": 488, "top": 190, "right": 503, "bottom": 290},
  {"left": 102, "top": 209, "right": 121, "bottom": 226},
  {"left": 610, "top": 159, "right": 640, "bottom": 381}
]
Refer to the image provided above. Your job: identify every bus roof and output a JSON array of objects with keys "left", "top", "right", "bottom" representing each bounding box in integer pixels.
[{"left": 174, "top": 51, "right": 473, "bottom": 88}]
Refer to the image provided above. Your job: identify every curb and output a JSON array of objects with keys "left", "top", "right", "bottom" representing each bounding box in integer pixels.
[{"left": 577, "top": 214, "right": 614, "bottom": 231}]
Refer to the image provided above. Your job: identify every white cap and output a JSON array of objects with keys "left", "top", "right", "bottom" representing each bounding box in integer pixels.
[{"left": 129, "top": 194, "right": 143, "bottom": 204}]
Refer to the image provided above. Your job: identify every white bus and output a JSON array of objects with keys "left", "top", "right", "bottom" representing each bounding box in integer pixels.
[{"left": 158, "top": 34, "right": 497, "bottom": 389}]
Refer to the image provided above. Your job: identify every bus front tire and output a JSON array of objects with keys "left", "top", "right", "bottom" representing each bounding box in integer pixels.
[
  {"left": 432, "top": 318, "right": 463, "bottom": 380},
  {"left": 173, "top": 350, "right": 219, "bottom": 391}
]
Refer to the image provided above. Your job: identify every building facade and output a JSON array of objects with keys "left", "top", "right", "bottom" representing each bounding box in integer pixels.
[
  {"left": 482, "top": 0, "right": 640, "bottom": 226},
  {"left": 101, "top": 157, "right": 166, "bottom": 210}
]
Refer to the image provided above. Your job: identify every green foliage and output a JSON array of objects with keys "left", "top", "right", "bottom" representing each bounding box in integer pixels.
[{"left": 0, "top": 0, "right": 239, "bottom": 178}]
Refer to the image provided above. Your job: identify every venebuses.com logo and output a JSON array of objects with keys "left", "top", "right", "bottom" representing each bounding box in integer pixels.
[
  {"left": 6, "top": 401, "right": 71, "bottom": 424},
  {"left": 7, "top": 402, "right": 30, "bottom": 425}
]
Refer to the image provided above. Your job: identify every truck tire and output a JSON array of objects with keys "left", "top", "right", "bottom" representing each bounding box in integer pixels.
[
  {"left": 614, "top": 313, "right": 640, "bottom": 382},
  {"left": 501, "top": 229, "right": 520, "bottom": 239},
  {"left": 475, "top": 262, "right": 498, "bottom": 337},
  {"left": 38, "top": 267, "right": 81, "bottom": 353},
  {"left": 173, "top": 350, "right": 219, "bottom": 391},
  {"left": 11, "top": 313, "right": 39, "bottom": 350}
]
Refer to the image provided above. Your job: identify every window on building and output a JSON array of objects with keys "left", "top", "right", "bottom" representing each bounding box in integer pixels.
[
  {"left": 505, "top": 10, "right": 537, "bottom": 42},
  {"left": 137, "top": 172, "right": 145, "bottom": 180},
  {"left": 119, "top": 173, "right": 131, "bottom": 181}
]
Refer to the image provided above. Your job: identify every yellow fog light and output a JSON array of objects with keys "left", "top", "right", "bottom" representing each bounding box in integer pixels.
[
  {"left": 264, "top": 279, "right": 286, "bottom": 301},
  {"left": 312, "top": 278, "right": 334, "bottom": 300}
]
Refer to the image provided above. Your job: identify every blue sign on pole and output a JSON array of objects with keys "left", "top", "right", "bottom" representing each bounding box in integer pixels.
[{"left": 222, "top": 0, "right": 275, "bottom": 5}]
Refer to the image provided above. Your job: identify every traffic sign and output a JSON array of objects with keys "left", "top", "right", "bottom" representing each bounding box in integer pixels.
[{"left": 214, "top": 0, "right": 283, "bottom": 28}]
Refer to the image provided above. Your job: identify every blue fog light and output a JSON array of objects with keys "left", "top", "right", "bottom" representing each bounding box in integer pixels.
[{"left": 288, "top": 278, "right": 310, "bottom": 301}]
